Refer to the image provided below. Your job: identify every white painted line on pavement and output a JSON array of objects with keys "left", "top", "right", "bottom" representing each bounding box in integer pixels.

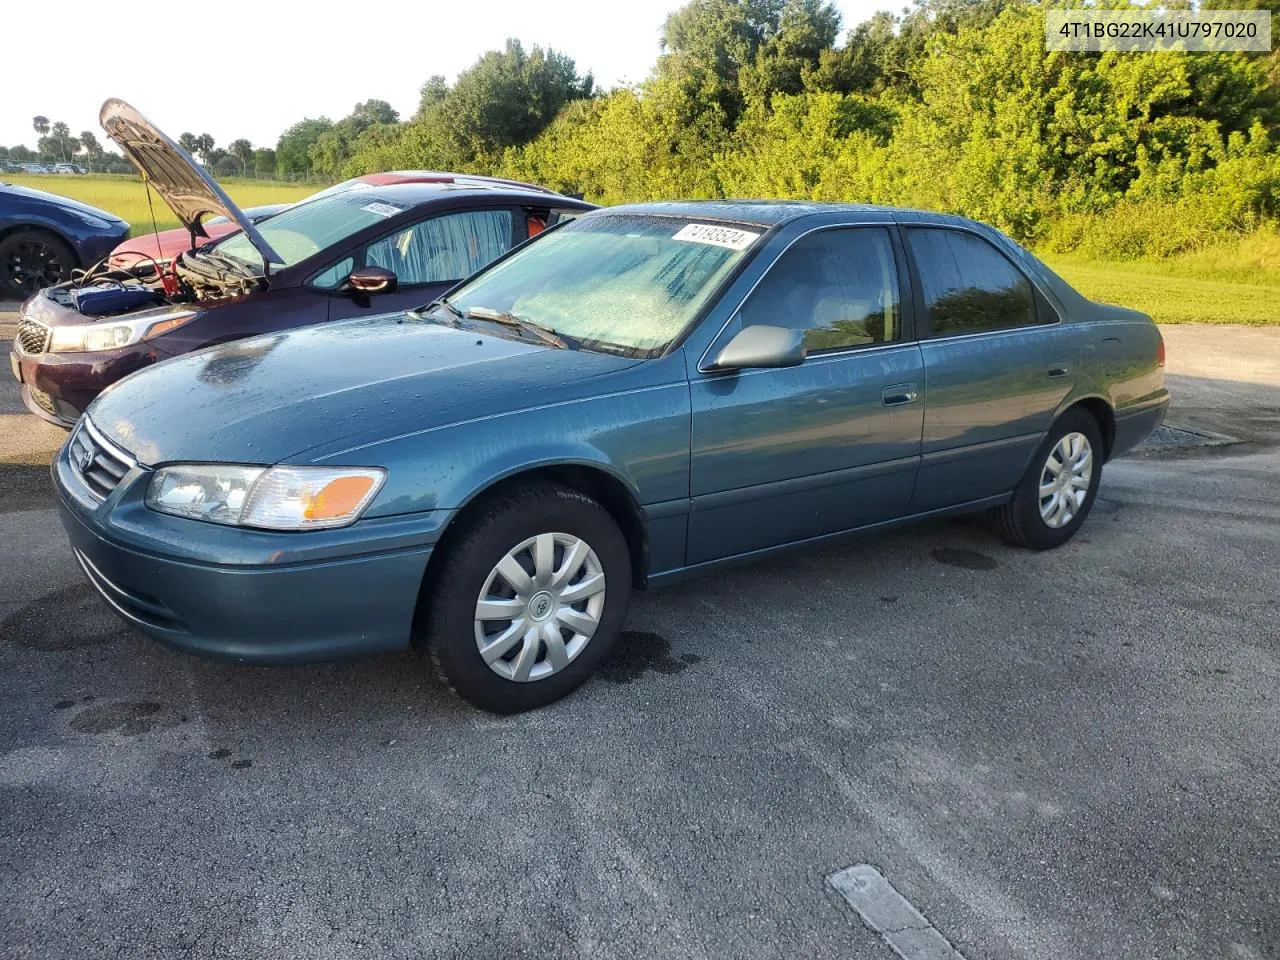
[{"left": 828, "top": 863, "right": 967, "bottom": 960}]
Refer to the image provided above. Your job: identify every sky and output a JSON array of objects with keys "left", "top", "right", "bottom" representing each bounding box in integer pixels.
[{"left": 2, "top": 0, "right": 886, "bottom": 154}]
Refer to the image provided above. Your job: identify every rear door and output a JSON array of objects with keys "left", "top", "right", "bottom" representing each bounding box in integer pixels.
[
  {"left": 312, "top": 207, "right": 520, "bottom": 319},
  {"left": 903, "top": 226, "right": 1075, "bottom": 512},
  {"left": 687, "top": 225, "right": 924, "bottom": 564}
]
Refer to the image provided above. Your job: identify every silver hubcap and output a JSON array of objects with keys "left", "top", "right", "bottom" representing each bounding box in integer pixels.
[
  {"left": 1039, "top": 431, "right": 1093, "bottom": 529},
  {"left": 474, "top": 532, "right": 606, "bottom": 683}
]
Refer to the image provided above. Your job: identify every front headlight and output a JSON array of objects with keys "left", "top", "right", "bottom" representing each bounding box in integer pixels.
[
  {"left": 145, "top": 464, "right": 386, "bottom": 530},
  {"left": 48, "top": 309, "right": 200, "bottom": 353}
]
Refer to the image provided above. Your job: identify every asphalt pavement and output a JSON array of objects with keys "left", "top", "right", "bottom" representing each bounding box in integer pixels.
[{"left": 1, "top": 324, "right": 1277, "bottom": 959}]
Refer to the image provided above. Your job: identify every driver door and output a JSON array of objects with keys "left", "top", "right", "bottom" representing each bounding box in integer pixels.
[{"left": 687, "top": 226, "right": 925, "bottom": 564}]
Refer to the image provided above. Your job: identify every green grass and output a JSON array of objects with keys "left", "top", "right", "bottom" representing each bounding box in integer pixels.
[
  {"left": 1043, "top": 254, "right": 1280, "bottom": 325},
  {"left": 6, "top": 174, "right": 319, "bottom": 236}
]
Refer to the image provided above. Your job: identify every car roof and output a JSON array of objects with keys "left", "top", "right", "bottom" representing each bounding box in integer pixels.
[
  {"left": 353, "top": 170, "right": 559, "bottom": 195},
  {"left": 595, "top": 199, "right": 984, "bottom": 231},
  {"left": 341, "top": 180, "right": 591, "bottom": 209}
]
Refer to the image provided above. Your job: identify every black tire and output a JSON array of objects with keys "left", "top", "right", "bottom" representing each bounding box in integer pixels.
[
  {"left": 990, "top": 408, "right": 1104, "bottom": 550},
  {"left": 421, "top": 483, "right": 632, "bottom": 713},
  {"left": 0, "top": 229, "right": 77, "bottom": 298}
]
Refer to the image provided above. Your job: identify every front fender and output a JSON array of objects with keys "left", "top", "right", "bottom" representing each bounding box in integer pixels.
[{"left": 349, "top": 377, "right": 693, "bottom": 521}]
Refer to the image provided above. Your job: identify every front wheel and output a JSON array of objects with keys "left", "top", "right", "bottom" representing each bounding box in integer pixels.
[
  {"left": 990, "top": 408, "right": 1104, "bottom": 549},
  {"left": 421, "top": 483, "right": 632, "bottom": 713},
  {"left": 0, "top": 229, "right": 76, "bottom": 298}
]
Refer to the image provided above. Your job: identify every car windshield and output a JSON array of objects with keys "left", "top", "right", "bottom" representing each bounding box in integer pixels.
[
  {"left": 439, "top": 215, "right": 761, "bottom": 355},
  {"left": 213, "top": 192, "right": 408, "bottom": 270}
]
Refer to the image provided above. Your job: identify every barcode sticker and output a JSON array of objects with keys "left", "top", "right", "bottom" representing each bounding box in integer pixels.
[
  {"left": 672, "top": 223, "right": 760, "bottom": 250},
  {"left": 361, "top": 202, "right": 404, "bottom": 218}
]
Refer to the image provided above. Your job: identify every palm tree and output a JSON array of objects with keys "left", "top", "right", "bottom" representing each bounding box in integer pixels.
[
  {"left": 195, "top": 134, "right": 215, "bottom": 166},
  {"left": 50, "top": 122, "right": 73, "bottom": 163},
  {"left": 79, "top": 131, "right": 102, "bottom": 172},
  {"left": 229, "top": 139, "right": 253, "bottom": 176},
  {"left": 32, "top": 116, "right": 50, "bottom": 137}
]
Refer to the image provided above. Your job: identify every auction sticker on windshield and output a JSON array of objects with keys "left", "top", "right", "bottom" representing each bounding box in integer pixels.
[
  {"left": 672, "top": 223, "right": 761, "bottom": 250},
  {"left": 361, "top": 202, "right": 405, "bottom": 218}
]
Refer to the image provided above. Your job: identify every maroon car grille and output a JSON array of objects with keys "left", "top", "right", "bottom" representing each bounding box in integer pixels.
[
  {"left": 68, "top": 420, "right": 133, "bottom": 500},
  {"left": 16, "top": 318, "right": 49, "bottom": 355}
]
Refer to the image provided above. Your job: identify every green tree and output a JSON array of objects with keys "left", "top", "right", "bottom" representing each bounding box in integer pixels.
[
  {"left": 307, "top": 101, "right": 401, "bottom": 177},
  {"left": 741, "top": 0, "right": 842, "bottom": 102},
  {"left": 39, "top": 122, "right": 78, "bottom": 163},
  {"left": 346, "top": 41, "right": 591, "bottom": 175},
  {"left": 178, "top": 132, "right": 199, "bottom": 154},
  {"left": 32, "top": 116, "right": 49, "bottom": 137},
  {"left": 229, "top": 138, "right": 254, "bottom": 176},
  {"left": 194, "top": 134, "right": 216, "bottom": 165},
  {"left": 251, "top": 147, "right": 277, "bottom": 177},
  {"left": 437, "top": 39, "right": 592, "bottom": 163},
  {"left": 78, "top": 130, "right": 103, "bottom": 171},
  {"left": 417, "top": 76, "right": 449, "bottom": 118},
  {"left": 276, "top": 117, "right": 333, "bottom": 176}
]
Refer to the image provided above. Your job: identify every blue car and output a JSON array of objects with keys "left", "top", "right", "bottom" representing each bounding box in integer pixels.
[
  {"left": 53, "top": 201, "right": 1169, "bottom": 712},
  {"left": 0, "top": 181, "right": 129, "bottom": 297}
]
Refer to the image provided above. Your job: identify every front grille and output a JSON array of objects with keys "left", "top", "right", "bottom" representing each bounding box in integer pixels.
[
  {"left": 16, "top": 318, "right": 50, "bottom": 355},
  {"left": 68, "top": 419, "right": 134, "bottom": 500}
]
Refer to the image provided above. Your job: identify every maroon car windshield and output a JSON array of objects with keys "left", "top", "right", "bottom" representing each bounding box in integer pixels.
[{"left": 215, "top": 193, "right": 412, "bottom": 269}]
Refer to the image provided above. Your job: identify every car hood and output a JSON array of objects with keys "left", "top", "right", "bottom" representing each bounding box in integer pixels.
[
  {"left": 87, "top": 314, "right": 643, "bottom": 465},
  {"left": 99, "top": 99, "right": 284, "bottom": 265},
  {"left": 2, "top": 183, "right": 126, "bottom": 226}
]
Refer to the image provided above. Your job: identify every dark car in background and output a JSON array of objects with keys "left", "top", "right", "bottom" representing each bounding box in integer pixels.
[
  {"left": 10, "top": 99, "right": 593, "bottom": 426},
  {"left": 0, "top": 181, "right": 130, "bottom": 298},
  {"left": 55, "top": 201, "right": 1169, "bottom": 713}
]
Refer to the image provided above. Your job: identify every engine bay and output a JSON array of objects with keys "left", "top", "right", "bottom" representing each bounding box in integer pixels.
[{"left": 53, "top": 250, "right": 267, "bottom": 319}]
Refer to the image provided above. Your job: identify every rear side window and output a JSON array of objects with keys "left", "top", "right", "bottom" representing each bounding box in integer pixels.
[
  {"left": 738, "top": 227, "right": 901, "bottom": 353},
  {"left": 906, "top": 228, "right": 1036, "bottom": 337},
  {"left": 365, "top": 209, "right": 513, "bottom": 286}
]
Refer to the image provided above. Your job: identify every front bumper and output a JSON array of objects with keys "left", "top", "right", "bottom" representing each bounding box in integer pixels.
[
  {"left": 11, "top": 339, "right": 162, "bottom": 428},
  {"left": 53, "top": 427, "right": 443, "bottom": 664}
]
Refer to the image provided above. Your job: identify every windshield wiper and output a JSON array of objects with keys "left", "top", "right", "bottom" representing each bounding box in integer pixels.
[
  {"left": 465, "top": 306, "right": 571, "bottom": 349},
  {"left": 409, "top": 296, "right": 466, "bottom": 327}
]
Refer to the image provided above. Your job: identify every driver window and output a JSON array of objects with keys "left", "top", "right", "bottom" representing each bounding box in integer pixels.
[
  {"left": 310, "top": 256, "right": 353, "bottom": 290},
  {"left": 364, "top": 209, "right": 514, "bottom": 286},
  {"left": 738, "top": 227, "right": 901, "bottom": 353}
]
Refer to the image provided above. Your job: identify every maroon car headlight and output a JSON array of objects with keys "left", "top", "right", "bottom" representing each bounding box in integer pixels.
[
  {"left": 146, "top": 464, "right": 386, "bottom": 530},
  {"left": 48, "top": 308, "right": 201, "bottom": 353}
]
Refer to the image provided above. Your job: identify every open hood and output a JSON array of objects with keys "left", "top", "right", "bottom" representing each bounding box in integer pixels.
[{"left": 99, "top": 98, "right": 284, "bottom": 266}]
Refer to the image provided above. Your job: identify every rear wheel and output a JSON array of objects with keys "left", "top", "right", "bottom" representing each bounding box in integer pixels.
[
  {"left": 990, "top": 408, "right": 1103, "bottom": 549},
  {"left": 421, "top": 483, "right": 632, "bottom": 713},
  {"left": 0, "top": 230, "right": 76, "bottom": 298}
]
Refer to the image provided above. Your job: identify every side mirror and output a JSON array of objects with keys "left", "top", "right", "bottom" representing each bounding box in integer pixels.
[
  {"left": 346, "top": 266, "right": 398, "bottom": 295},
  {"left": 713, "top": 324, "right": 806, "bottom": 370}
]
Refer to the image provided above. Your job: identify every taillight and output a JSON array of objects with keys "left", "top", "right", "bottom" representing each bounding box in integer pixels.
[{"left": 1156, "top": 336, "right": 1166, "bottom": 367}]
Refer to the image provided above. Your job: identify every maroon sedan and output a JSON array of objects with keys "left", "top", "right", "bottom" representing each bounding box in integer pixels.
[{"left": 11, "top": 99, "right": 592, "bottom": 427}]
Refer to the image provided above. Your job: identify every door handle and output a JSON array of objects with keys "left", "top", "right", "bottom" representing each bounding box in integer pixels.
[
  {"left": 882, "top": 383, "right": 919, "bottom": 406},
  {"left": 1048, "top": 363, "right": 1070, "bottom": 379}
]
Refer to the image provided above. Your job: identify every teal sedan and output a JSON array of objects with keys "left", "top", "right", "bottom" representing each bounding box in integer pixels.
[{"left": 53, "top": 202, "right": 1169, "bottom": 712}]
